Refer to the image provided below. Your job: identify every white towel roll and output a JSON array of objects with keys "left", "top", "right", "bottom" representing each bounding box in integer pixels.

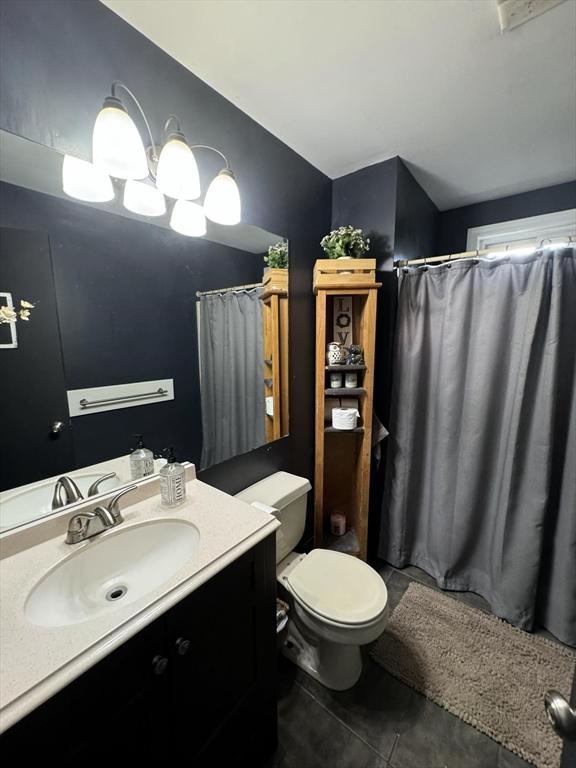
[{"left": 332, "top": 407, "right": 360, "bottom": 430}]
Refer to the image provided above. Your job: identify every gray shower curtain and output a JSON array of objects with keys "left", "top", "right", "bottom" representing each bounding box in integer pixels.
[
  {"left": 198, "top": 288, "right": 265, "bottom": 469},
  {"left": 379, "top": 247, "right": 576, "bottom": 647}
]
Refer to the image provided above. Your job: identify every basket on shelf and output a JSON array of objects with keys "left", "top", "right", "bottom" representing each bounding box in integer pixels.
[
  {"left": 262, "top": 267, "right": 288, "bottom": 295},
  {"left": 313, "top": 258, "right": 377, "bottom": 292}
]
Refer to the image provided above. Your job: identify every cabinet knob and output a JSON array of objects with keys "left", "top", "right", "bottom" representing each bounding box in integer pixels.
[
  {"left": 152, "top": 655, "right": 169, "bottom": 675},
  {"left": 175, "top": 637, "right": 191, "bottom": 656}
]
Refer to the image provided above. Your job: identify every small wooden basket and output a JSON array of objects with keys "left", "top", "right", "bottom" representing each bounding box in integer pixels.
[
  {"left": 313, "top": 258, "right": 377, "bottom": 292},
  {"left": 262, "top": 267, "right": 288, "bottom": 296}
]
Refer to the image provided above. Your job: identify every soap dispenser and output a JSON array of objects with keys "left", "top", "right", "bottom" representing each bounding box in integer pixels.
[
  {"left": 159, "top": 447, "right": 186, "bottom": 507},
  {"left": 130, "top": 434, "right": 154, "bottom": 480}
]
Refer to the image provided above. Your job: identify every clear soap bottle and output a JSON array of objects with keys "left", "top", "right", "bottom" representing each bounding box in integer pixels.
[
  {"left": 159, "top": 447, "right": 186, "bottom": 508},
  {"left": 130, "top": 434, "right": 154, "bottom": 480}
]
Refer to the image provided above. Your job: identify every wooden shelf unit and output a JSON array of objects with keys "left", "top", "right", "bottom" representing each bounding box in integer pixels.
[{"left": 314, "top": 259, "right": 380, "bottom": 561}]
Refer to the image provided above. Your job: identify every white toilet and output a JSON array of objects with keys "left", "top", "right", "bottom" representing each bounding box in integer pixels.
[{"left": 236, "top": 471, "right": 389, "bottom": 691}]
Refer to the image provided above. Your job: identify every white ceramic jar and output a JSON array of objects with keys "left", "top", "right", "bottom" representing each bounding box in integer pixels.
[
  {"left": 344, "top": 372, "right": 358, "bottom": 388},
  {"left": 327, "top": 342, "right": 343, "bottom": 365}
]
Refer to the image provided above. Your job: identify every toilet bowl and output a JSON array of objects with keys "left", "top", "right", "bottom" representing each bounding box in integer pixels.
[{"left": 236, "top": 472, "right": 389, "bottom": 690}]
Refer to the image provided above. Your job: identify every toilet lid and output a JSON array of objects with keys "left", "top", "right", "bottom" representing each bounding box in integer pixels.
[{"left": 286, "top": 549, "right": 388, "bottom": 625}]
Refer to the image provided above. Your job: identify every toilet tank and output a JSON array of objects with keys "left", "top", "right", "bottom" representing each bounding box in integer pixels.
[{"left": 236, "top": 472, "right": 311, "bottom": 563}]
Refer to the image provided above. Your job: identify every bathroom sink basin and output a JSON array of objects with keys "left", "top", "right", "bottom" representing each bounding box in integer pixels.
[{"left": 25, "top": 520, "right": 200, "bottom": 627}]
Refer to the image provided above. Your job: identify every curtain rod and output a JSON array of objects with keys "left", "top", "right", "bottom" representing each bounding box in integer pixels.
[
  {"left": 397, "top": 235, "right": 575, "bottom": 268},
  {"left": 196, "top": 282, "right": 263, "bottom": 298}
]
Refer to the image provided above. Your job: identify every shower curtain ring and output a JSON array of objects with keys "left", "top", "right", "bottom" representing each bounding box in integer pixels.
[{"left": 539, "top": 238, "right": 551, "bottom": 250}]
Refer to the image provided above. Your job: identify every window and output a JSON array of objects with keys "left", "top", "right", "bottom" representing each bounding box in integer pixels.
[{"left": 466, "top": 209, "right": 576, "bottom": 251}]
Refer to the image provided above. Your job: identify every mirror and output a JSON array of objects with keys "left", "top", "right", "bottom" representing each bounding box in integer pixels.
[{"left": 0, "top": 130, "right": 289, "bottom": 532}]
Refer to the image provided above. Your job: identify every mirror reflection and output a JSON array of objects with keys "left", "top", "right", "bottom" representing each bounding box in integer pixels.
[{"left": 0, "top": 131, "right": 289, "bottom": 532}]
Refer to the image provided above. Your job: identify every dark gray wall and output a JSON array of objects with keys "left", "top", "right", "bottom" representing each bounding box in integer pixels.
[
  {"left": 395, "top": 159, "right": 439, "bottom": 263},
  {"left": 0, "top": 0, "right": 331, "bottom": 522},
  {"left": 438, "top": 181, "right": 576, "bottom": 254},
  {"left": 332, "top": 159, "right": 398, "bottom": 265}
]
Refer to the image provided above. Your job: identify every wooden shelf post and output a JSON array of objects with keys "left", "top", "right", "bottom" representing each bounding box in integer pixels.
[
  {"left": 313, "top": 259, "right": 381, "bottom": 561},
  {"left": 261, "top": 268, "right": 289, "bottom": 441}
]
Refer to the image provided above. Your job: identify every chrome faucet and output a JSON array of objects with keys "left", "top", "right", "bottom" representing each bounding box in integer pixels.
[
  {"left": 65, "top": 507, "right": 116, "bottom": 544},
  {"left": 65, "top": 485, "right": 138, "bottom": 544},
  {"left": 87, "top": 472, "right": 117, "bottom": 497},
  {"left": 52, "top": 472, "right": 118, "bottom": 510},
  {"left": 52, "top": 476, "right": 83, "bottom": 510}
]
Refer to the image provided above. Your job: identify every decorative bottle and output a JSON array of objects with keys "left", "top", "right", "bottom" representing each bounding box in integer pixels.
[
  {"left": 130, "top": 434, "right": 154, "bottom": 480},
  {"left": 159, "top": 447, "right": 186, "bottom": 507}
]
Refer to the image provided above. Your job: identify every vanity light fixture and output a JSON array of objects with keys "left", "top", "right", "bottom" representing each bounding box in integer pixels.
[
  {"left": 170, "top": 199, "right": 207, "bottom": 237},
  {"left": 123, "top": 179, "right": 166, "bottom": 217},
  {"left": 62, "top": 81, "right": 241, "bottom": 235},
  {"left": 156, "top": 117, "right": 201, "bottom": 200},
  {"left": 204, "top": 168, "right": 241, "bottom": 226},
  {"left": 92, "top": 95, "right": 149, "bottom": 180},
  {"left": 62, "top": 155, "right": 115, "bottom": 203}
]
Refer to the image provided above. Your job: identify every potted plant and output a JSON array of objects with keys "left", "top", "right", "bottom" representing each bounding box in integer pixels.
[
  {"left": 264, "top": 240, "right": 289, "bottom": 269},
  {"left": 320, "top": 226, "right": 370, "bottom": 260},
  {"left": 263, "top": 240, "right": 288, "bottom": 293}
]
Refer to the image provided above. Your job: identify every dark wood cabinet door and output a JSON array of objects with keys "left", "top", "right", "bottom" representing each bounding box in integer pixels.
[
  {"left": 64, "top": 614, "right": 171, "bottom": 763},
  {"left": 1, "top": 615, "right": 168, "bottom": 763},
  {"left": 165, "top": 547, "right": 259, "bottom": 758}
]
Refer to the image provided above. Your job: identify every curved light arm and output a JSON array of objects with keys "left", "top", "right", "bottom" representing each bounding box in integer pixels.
[
  {"left": 110, "top": 84, "right": 230, "bottom": 171},
  {"left": 163, "top": 119, "right": 229, "bottom": 168},
  {"left": 164, "top": 114, "right": 182, "bottom": 134},
  {"left": 189, "top": 144, "right": 230, "bottom": 169},
  {"left": 111, "top": 81, "right": 158, "bottom": 161}
]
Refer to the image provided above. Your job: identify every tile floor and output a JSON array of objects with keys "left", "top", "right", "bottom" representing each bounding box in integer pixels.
[{"left": 268, "top": 561, "right": 545, "bottom": 768}]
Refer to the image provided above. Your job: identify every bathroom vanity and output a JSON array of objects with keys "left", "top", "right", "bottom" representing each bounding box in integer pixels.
[{"left": 0, "top": 476, "right": 279, "bottom": 765}]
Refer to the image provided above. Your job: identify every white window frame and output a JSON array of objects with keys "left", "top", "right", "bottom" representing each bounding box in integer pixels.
[{"left": 466, "top": 209, "right": 576, "bottom": 251}]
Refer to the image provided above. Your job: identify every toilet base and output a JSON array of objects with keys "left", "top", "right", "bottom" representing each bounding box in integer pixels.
[{"left": 281, "top": 618, "right": 362, "bottom": 691}]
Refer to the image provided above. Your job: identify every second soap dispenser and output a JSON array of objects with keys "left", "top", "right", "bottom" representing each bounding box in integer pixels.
[
  {"left": 130, "top": 434, "right": 154, "bottom": 480},
  {"left": 159, "top": 447, "right": 186, "bottom": 507}
]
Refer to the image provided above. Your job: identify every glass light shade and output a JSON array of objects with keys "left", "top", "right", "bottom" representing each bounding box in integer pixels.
[
  {"left": 156, "top": 135, "right": 201, "bottom": 200},
  {"left": 170, "top": 200, "right": 206, "bottom": 237},
  {"left": 92, "top": 98, "right": 149, "bottom": 180},
  {"left": 204, "top": 169, "right": 241, "bottom": 225},
  {"left": 123, "top": 179, "right": 166, "bottom": 217},
  {"left": 62, "top": 154, "right": 114, "bottom": 202}
]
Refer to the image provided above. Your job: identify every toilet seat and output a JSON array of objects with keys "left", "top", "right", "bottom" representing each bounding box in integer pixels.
[{"left": 284, "top": 549, "right": 388, "bottom": 626}]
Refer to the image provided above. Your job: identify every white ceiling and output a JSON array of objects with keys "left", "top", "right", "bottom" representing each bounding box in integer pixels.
[{"left": 102, "top": 0, "right": 576, "bottom": 210}]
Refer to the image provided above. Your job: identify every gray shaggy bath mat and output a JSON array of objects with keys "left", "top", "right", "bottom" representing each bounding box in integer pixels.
[{"left": 371, "top": 582, "right": 575, "bottom": 768}]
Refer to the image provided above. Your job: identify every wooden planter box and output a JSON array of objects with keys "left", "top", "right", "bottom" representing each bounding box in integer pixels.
[
  {"left": 313, "top": 258, "right": 377, "bottom": 292},
  {"left": 262, "top": 267, "right": 288, "bottom": 296}
]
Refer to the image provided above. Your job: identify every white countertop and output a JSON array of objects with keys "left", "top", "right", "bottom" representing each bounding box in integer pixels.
[{"left": 0, "top": 478, "right": 279, "bottom": 733}]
